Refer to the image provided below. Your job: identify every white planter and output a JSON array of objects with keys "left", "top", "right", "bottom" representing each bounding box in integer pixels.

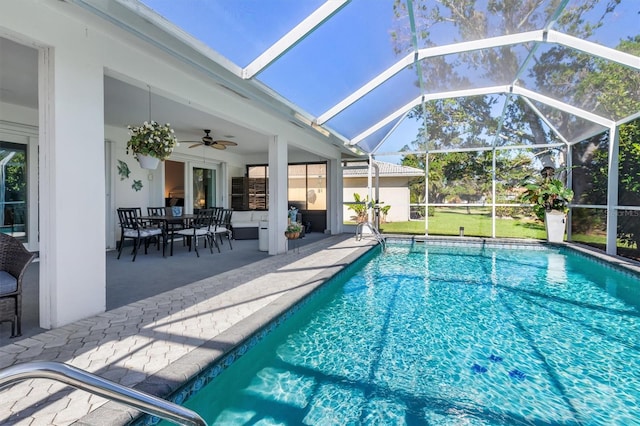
[
  {"left": 136, "top": 153, "right": 160, "bottom": 170},
  {"left": 545, "top": 210, "right": 567, "bottom": 243}
]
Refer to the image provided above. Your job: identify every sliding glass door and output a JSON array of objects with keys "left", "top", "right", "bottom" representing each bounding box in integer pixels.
[{"left": 192, "top": 167, "right": 216, "bottom": 210}]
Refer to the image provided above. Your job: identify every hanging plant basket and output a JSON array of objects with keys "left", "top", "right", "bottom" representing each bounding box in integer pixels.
[
  {"left": 136, "top": 153, "right": 161, "bottom": 170},
  {"left": 285, "top": 231, "right": 300, "bottom": 240},
  {"left": 126, "top": 121, "right": 178, "bottom": 168}
]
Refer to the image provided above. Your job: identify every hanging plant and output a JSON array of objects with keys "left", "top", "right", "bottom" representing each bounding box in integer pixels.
[{"left": 126, "top": 120, "right": 178, "bottom": 162}]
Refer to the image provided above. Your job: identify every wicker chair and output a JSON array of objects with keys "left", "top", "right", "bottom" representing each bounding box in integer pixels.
[{"left": 0, "top": 233, "right": 36, "bottom": 338}]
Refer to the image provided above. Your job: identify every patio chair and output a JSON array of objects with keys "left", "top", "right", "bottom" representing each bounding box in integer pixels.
[
  {"left": 175, "top": 208, "right": 216, "bottom": 257},
  {"left": 212, "top": 208, "right": 233, "bottom": 250},
  {"left": 117, "top": 208, "right": 165, "bottom": 261},
  {"left": 0, "top": 233, "right": 36, "bottom": 337},
  {"left": 147, "top": 206, "right": 187, "bottom": 255}
]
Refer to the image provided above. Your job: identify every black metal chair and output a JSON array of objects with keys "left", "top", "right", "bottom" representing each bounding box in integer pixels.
[
  {"left": 117, "top": 208, "right": 165, "bottom": 261},
  {"left": 0, "top": 233, "right": 36, "bottom": 337},
  {"left": 175, "top": 209, "right": 216, "bottom": 257},
  {"left": 212, "top": 208, "right": 233, "bottom": 250}
]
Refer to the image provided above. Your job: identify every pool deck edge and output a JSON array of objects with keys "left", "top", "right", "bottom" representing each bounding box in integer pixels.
[{"left": 74, "top": 235, "right": 377, "bottom": 426}]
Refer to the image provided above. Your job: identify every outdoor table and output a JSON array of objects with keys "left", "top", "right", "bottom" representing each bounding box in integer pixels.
[{"left": 140, "top": 214, "right": 198, "bottom": 256}]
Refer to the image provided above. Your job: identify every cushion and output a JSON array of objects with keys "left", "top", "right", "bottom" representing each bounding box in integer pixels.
[
  {"left": 0, "top": 271, "right": 18, "bottom": 294},
  {"left": 232, "top": 221, "right": 257, "bottom": 228},
  {"left": 232, "top": 211, "right": 254, "bottom": 222},
  {"left": 124, "top": 228, "right": 162, "bottom": 238},
  {"left": 253, "top": 212, "right": 269, "bottom": 222}
]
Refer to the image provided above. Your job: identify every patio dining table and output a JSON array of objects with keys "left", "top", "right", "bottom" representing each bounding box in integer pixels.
[{"left": 140, "top": 214, "right": 199, "bottom": 256}]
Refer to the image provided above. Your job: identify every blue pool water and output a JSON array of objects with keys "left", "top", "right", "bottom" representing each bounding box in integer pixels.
[{"left": 161, "top": 243, "right": 640, "bottom": 425}]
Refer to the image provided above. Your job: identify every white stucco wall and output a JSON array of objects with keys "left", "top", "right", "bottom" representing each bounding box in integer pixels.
[{"left": 343, "top": 176, "right": 412, "bottom": 223}]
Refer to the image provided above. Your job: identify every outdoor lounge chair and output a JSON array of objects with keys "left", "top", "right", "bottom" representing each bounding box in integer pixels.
[{"left": 0, "top": 233, "right": 36, "bottom": 337}]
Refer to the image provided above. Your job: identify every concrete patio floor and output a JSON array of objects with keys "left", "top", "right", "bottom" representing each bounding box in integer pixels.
[
  {"left": 1, "top": 232, "right": 329, "bottom": 344},
  {"left": 0, "top": 232, "right": 377, "bottom": 425}
]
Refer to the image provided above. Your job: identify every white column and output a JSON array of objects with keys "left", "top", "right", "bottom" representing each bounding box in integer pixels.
[
  {"left": 328, "top": 158, "right": 342, "bottom": 234},
  {"left": 39, "top": 45, "right": 106, "bottom": 328},
  {"left": 606, "top": 125, "right": 620, "bottom": 255},
  {"left": 220, "top": 162, "right": 228, "bottom": 208},
  {"left": 267, "top": 135, "right": 288, "bottom": 254}
]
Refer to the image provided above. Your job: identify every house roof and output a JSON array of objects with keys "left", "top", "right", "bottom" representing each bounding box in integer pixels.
[{"left": 343, "top": 160, "right": 423, "bottom": 178}]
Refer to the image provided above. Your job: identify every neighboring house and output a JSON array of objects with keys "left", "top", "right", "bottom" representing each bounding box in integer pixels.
[{"left": 343, "top": 160, "right": 424, "bottom": 223}]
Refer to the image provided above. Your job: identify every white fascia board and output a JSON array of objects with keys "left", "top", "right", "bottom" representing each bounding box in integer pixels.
[
  {"left": 350, "top": 85, "right": 510, "bottom": 145},
  {"left": 513, "top": 86, "right": 614, "bottom": 128},
  {"left": 547, "top": 30, "right": 640, "bottom": 71},
  {"left": 244, "top": 0, "right": 349, "bottom": 79},
  {"left": 319, "top": 31, "right": 542, "bottom": 125}
]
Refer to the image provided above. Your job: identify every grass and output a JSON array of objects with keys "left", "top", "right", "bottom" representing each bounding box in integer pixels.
[
  {"left": 368, "top": 210, "right": 640, "bottom": 261},
  {"left": 378, "top": 210, "right": 548, "bottom": 239}
]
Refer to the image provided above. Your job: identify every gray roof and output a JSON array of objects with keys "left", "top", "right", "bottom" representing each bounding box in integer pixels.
[{"left": 343, "top": 161, "right": 423, "bottom": 178}]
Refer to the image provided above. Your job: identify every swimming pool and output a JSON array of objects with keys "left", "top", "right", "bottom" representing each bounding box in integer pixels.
[{"left": 157, "top": 242, "right": 640, "bottom": 425}]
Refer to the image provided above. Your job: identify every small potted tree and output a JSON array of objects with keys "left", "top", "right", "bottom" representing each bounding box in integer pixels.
[
  {"left": 520, "top": 166, "right": 574, "bottom": 243},
  {"left": 126, "top": 120, "right": 178, "bottom": 169}
]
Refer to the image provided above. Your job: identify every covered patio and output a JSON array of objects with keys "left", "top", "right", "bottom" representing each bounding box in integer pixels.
[{"left": 0, "top": 231, "right": 332, "bottom": 345}]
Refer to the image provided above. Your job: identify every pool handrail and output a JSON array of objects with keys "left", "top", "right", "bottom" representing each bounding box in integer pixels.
[
  {"left": 355, "top": 221, "right": 386, "bottom": 250},
  {"left": 0, "top": 361, "right": 207, "bottom": 426}
]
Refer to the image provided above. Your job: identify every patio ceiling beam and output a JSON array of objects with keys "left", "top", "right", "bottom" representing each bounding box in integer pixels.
[
  {"left": 512, "top": 86, "right": 614, "bottom": 128},
  {"left": 243, "top": 0, "right": 349, "bottom": 79},
  {"left": 319, "top": 31, "right": 543, "bottom": 125},
  {"left": 350, "top": 85, "right": 510, "bottom": 145}
]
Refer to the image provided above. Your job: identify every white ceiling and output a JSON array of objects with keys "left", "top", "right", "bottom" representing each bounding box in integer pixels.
[{"left": 0, "top": 36, "right": 284, "bottom": 156}]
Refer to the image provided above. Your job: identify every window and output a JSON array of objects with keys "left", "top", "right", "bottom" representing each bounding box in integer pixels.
[
  {"left": 245, "top": 162, "right": 327, "bottom": 210},
  {"left": 0, "top": 142, "right": 27, "bottom": 241}
]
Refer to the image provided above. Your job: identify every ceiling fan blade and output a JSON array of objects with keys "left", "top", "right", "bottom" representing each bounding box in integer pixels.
[
  {"left": 188, "top": 143, "right": 202, "bottom": 148},
  {"left": 211, "top": 143, "right": 226, "bottom": 150},
  {"left": 214, "top": 140, "right": 238, "bottom": 146}
]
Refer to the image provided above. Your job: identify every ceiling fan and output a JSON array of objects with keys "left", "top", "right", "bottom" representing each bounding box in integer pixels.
[{"left": 186, "top": 129, "right": 238, "bottom": 150}]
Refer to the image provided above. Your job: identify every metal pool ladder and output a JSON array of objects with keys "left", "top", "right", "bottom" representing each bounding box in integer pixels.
[
  {"left": 355, "top": 221, "right": 386, "bottom": 250},
  {"left": 0, "top": 361, "right": 207, "bottom": 426}
]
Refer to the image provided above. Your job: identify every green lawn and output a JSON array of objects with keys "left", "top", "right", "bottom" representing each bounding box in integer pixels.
[
  {"left": 378, "top": 210, "right": 547, "bottom": 239},
  {"left": 351, "top": 209, "right": 619, "bottom": 246},
  {"left": 364, "top": 210, "right": 640, "bottom": 260}
]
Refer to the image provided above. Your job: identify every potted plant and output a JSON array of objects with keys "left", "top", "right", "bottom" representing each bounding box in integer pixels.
[
  {"left": 126, "top": 120, "right": 178, "bottom": 169},
  {"left": 284, "top": 222, "right": 302, "bottom": 240},
  {"left": 520, "top": 167, "right": 574, "bottom": 243}
]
